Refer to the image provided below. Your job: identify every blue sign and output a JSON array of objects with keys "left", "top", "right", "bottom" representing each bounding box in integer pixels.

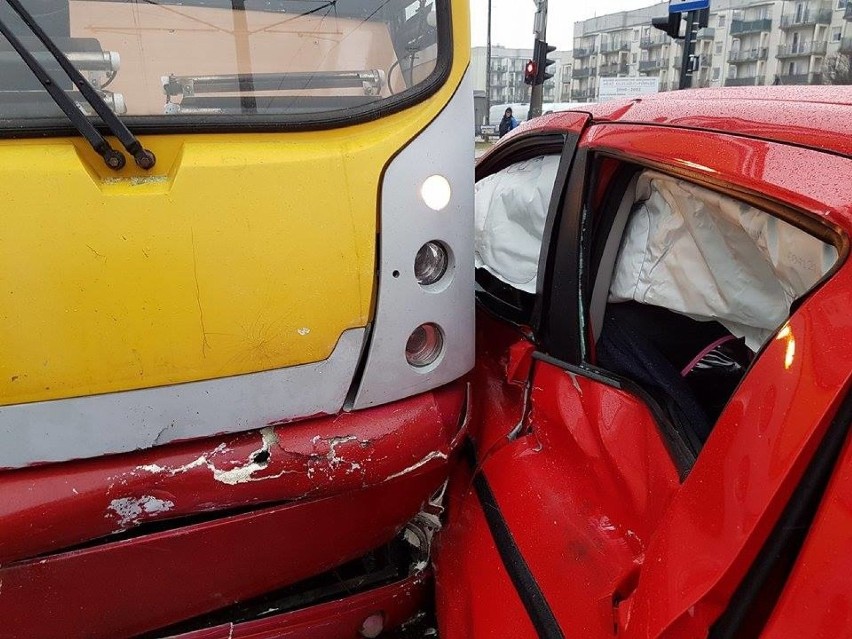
[{"left": 669, "top": 0, "right": 709, "bottom": 13}]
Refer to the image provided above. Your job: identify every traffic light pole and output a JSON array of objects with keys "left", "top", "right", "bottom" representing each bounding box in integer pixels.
[
  {"left": 653, "top": 5, "right": 708, "bottom": 91},
  {"left": 529, "top": 0, "right": 547, "bottom": 119},
  {"left": 485, "top": 0, "right": 492, "bottom": 136},
  {"left": 678, "top": 9, "right": 698, "bottom": 90}
]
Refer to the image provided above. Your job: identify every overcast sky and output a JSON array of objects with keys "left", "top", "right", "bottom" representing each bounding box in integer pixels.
[{"left": 469, "top": 0, "right": 661, "bottom": 51}]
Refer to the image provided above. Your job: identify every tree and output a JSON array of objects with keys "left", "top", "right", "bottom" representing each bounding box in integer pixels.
[{"left": 823, "top": 53, "right": 852, "bottom": 85}]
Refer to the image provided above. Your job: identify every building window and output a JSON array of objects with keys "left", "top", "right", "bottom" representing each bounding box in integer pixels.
[
  {"left": 712, "top": 67, "right": 721, "bottom": 80},
  {"left": 633, "top": 29, "right": 640, "bottom": 41},
  {"left": 837, "top": 0, "right": 847, "bottom": 9},
  {"left": 632, "top": 53, "right": 638, "bottom": 63},
  {"left": 831, "top": 26, "right": 842, "bottom": 42},
  {"left": 717, "top": 14, "right": 726, "bottom": 28},
  {"left": 715, "top": 41, "right": 723, "bottom": 54}
]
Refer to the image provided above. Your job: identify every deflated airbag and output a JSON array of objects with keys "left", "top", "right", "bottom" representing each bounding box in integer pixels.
[
  {"left": 609, "top": 171, "right": 837, "bottom": 349},
  {"left": 474, "top": 154, "right": 560, "bottom": 294}
]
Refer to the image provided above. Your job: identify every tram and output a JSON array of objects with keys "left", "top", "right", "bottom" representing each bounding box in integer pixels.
[{"left": 0, "top": 0, "right": 473, "bottom": 635}]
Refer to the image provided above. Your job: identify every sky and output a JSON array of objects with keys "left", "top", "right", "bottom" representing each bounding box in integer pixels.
[{"left": 469, "top": 0, "right": 661, "bottom": 51}]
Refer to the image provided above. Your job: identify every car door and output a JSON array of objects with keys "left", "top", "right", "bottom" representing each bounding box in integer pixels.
[
  {"left": 588, "top": 124, "right": 852, "bottom": 639},
  {"left": 437, "top": 112, "right": 679, "bottom": 638},
  {"left": 436, "top": 119, "right": 852, "bottom": 638}
]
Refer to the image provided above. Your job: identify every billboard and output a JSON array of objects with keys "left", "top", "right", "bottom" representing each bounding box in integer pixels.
[{"left": 598, "top": 76, "right": 661, "bottom": 102}]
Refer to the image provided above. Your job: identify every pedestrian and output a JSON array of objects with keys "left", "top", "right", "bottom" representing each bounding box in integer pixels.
[{"left": 498, "top": 107, "right": 518, "bottom": 138}]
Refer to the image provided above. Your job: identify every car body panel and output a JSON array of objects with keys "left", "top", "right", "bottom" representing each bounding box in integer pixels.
[
  {"left": 0, "top": 383, "right": 466, "bottom": 564},
  {"left": 435, "top": 458, "right": 540, "bottom": 638},
  {"left": 582, "top": 122, "right": 852, "bottom": 232},
  {"left": 0, "top": 382, "right": 467, "bottom": 638},
  {"left": 437, "top": 354, "right": 679, "bottom": 638},
  {"left": 761, "top": 409, "right": 852, "bottom": 639},
  {"left": 166, "top": 572, "right": 430, "bottom": 639},
  {"left": 0, "top": 467, "right": 439, "bottom": 639},
  {"left": 623, "top": 270, "right": 852, "bottom": 638},
  {"left": 520, "top": 86, "right": 852, "bottom": 159}
]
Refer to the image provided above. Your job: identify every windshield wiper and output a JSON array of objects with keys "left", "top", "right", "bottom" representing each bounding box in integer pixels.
[{"left": 0, "top": 0, "right": 155, "bottom": 170}]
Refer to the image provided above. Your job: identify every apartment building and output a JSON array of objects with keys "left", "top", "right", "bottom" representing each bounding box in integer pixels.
[
  {"left": 471, "top": 46, "right": 574, "bottom": 105},
  {"left": 571, "top": 0, "right": 852, "bottom": 101}
]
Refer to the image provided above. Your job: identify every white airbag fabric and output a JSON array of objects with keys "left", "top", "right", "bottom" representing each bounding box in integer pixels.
[
  {"left": 609, "top": 171, "right": 837, "bottom": 349},
  {"left": 474, "top": 154, "right": 560, "bottom": 293}
]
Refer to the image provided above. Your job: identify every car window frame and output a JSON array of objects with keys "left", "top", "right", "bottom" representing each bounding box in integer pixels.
[
  {"left": 473, "top": 125, "right": 586, "bottom": 331},
  {"left": 537, "top": 122, "right": 847, "bottom": 472}
]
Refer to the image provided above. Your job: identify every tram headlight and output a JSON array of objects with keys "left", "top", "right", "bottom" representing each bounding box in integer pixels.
[
  {"left": 349, "top": 72, "right": 474, "bottom": 409},
  {"left": 414, "top": 241, "right": 449, "bottom": 286},
  {"left": 420, "top": 175, "right": 451, "bottom": 211},
  {"left": 405, "top": 323, "right": 444, "bottom": 368}
]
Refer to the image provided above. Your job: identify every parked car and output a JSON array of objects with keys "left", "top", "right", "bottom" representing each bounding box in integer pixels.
[{"left": 436, "top": 86, "right": 852, "bottom": 639}]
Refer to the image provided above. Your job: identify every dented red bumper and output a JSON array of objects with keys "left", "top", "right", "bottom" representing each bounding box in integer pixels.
[{"left": 0, "top": 382, "right": 467, "bottom": 638}]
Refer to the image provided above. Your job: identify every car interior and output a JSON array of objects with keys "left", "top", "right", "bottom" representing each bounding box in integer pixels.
[{"left": 475, "top": 152, "right": 839, "bottom": 458}]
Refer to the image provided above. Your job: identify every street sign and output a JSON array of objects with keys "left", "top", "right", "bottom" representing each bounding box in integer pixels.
[
  {"left": 669, "top": 0, "right": 709, "bottom": 13},
  {"left": 598, "top": 76, "right": 660, "bottom": 102}
]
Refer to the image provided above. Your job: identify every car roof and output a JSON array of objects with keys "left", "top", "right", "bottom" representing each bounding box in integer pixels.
[{"left": 534, "top": 86, "right": 852, "bottom": 158}]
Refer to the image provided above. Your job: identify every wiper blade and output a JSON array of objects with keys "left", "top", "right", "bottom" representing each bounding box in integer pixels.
[{"left": 1, "top": 0, "right": 155, "bottom": 170}]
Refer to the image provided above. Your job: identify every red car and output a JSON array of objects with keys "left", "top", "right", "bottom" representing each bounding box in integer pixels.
[{"left": 435, "top": 87, "right": 852, "bottom": 639}]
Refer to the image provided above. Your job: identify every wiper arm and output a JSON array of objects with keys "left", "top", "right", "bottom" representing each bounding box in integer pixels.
[
  {"left": 0, "top": 16, "right": 126, "bottom": 169},
  {"left": 2, "top": 0, "right": 155, "bottom": 170}
]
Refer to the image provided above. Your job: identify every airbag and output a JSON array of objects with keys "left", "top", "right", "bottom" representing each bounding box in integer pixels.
[{"left": 609, "top": 172, "right": 837, "bottom": 349}]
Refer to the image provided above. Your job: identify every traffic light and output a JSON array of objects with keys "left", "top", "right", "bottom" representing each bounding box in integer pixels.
[
  {"left": 533, "top": 39, "right": 557, "bottom": 84},
  {"left": 524, "top": 59, "right": 537, "bottom": 85},
  {"left": 651, "top": 12, "right": 683, "bottom": 39}
]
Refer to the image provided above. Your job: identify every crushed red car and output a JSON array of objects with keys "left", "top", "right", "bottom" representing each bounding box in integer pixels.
[{"left": 435, "top": 86, "right": 852, "bottom": 639}]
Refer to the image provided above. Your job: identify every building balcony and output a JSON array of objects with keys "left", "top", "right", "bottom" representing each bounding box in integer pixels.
[
  {"left": 638, "top": 59, "right": 666, "bottom": 72},
  {"left": 572, "top": 67, "right": 595, "bottom": 79},
  {"left": 697, "top": 27, "right": 716, "bottom": 40},
  {"left": 841, "top": 37, "right": 852, "bottom": 54},
  {"left": 725, "top": 76, "right": 762, "bottom": 86},
  {"left": 573, "top": 89, "right": 596, "bottom": 101},
  {"left": 730, "top": 18, "right": 773, "bottom": 35},
  {"left": 574, "top": 46, "right": 597, "bottom": 58},
  {"left": 640, "top": 36, "right": 668, "bottom": 49},
  {"left": 728, "top": 47, "right": 768, "bottom": 63},
  {"left": 777, "top": 41, "right": 828, "bottom": 57},
  {"left": 777, "top": 72, "right": 823, "bottom": 84},
  {"left": 599, "top": 62, "right": 629, "bottom": 77},
  {"left": 780, "top": 8, "right": 832, "bottom": 28},
  {"left": 600, "top": 41, "right": 631, "bottom": 53}
]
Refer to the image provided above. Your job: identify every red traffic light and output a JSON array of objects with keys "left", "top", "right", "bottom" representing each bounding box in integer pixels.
[{"left": 524, "top": 59, "right": 538, "bottom": 85}]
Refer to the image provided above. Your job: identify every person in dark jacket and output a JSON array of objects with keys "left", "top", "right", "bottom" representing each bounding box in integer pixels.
[{"left": 498, "top": 107, "right": 518, "bottom": 137}]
